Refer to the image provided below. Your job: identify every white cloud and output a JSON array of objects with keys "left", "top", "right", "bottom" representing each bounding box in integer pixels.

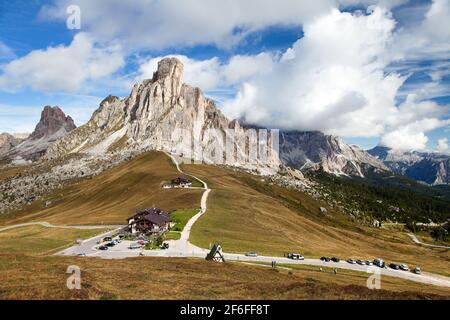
[
  {"left": 392, "top": 0, "right": 450, "bottom": 60},
  {"left": 40, "top": 0, "right": 337, "bottom": 51},
  {"left": 0, "top": 33, "right": 124, "bottom": 93},
  {"left": 222, "top": 7, "right": 404, "bottom": 137},
  {"left": 436, "top": 137, "right": 449, "bottom": 153},
  {"left": 381, "top": 118, "right": 450, "bottom": 151}
]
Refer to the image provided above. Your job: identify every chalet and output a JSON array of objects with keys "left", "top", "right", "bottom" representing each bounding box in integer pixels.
[
  {"left": 127, "top": 208, "right": 170, "bottom": 236},
  {"left": 163, "top": 177, "right": 193, "bottom": 188}
]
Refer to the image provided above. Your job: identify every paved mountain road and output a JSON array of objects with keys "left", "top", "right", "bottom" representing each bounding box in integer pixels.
[{"left": 408, "top": 233, "right": 450, "bottom": 250}]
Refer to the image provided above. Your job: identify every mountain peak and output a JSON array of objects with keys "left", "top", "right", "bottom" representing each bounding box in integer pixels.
[
  {"left": 152, "top": 57, "right": 184, "bottom": 82},
  {"left": 29, "top": 106, "right": 76, "bottom": 140}
]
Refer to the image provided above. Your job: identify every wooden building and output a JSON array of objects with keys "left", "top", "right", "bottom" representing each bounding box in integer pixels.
[{"left": 127, "top": 208, "right": 170, "bottom": 236}]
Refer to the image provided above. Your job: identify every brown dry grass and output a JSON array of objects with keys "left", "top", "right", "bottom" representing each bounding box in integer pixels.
[
  {"left": 0, "top": 152, "right": 202, "bottom": 226},
  {"left": 0, "top": 254, "right": 448, "bottom": 300},
  {"left": 184, "top": 164, "right": 450, "bottom": 276}
]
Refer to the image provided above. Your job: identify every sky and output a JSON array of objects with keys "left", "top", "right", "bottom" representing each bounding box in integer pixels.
[{"left": 0, "top": 0, "right": 449, "bottom": 153}]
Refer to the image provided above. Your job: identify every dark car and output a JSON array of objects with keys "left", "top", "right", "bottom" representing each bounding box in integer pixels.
[
  {"left": 356, "top": 260, "right": 365, "bottom": 265},
  {"left": 98, "top": 246, "right": 108, "bottom": 251},
  {"left": 103, "top": 237, "right": 112, "bottom": 242},
  {"left": 389, "top": 263, "right": 400, "bottom": 270},
  {"left": 320, "top": 257, "right": 331, "bottom": 262},
  {"left": 331, "top": 257, "right": 340, "bottom": 262},
  {"left": 106, "top": 242, "right": 115, "bottom": 247}
]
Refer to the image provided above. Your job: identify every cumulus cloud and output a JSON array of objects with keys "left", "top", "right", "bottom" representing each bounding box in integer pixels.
[
  {"left": 381, "top": 118, "right": 450, "bottom": 151},
  {"left": 222, "top": 7, "right": 403, "bottom": 137},
  {"left": 0, "top": 33, "right": 124, "bottom": 92},
  {"left": 436, "top": 137, "right": 449, "bottom": 153}
]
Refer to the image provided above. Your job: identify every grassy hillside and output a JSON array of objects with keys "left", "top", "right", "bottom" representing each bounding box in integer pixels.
[
  {"left": 184, "top": 164, "right": 450, "bottom": 275},
  {"left": 0, "top": 254, "right": 448, "bottom": 300},
  {"left": 0, "top": 152, "right": 202, "bottom": 226},
  {"left": 0, "top": 225, "right": 110, "bottom": 255}
]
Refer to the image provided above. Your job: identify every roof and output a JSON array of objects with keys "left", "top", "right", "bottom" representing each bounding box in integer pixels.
[
  {"left": 128, "top": 207, "right": 170, "bottom": 223},
  {"left": 171, "top": 177, "right": 192, "bottom": 184},
  {"left": 141, "top": 212, "right": 170, "bottom": 225}
]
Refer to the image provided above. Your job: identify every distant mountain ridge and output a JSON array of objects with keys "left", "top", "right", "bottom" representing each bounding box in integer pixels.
[{"left": 368, "top": 146, "right": 450, "bottom": 185}]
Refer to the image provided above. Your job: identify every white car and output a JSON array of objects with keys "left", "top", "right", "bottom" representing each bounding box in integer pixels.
[
  {"left": 245, "top": 252, "right": 258, "bottom": 257},
  {"left": 413, "top": 267, "right": 421, "bottom": 274},
  {"left": 400, "top": 264, "right": 409, "bottom": 271},
  {"left": 288, "top": 253, "right": 304, "bottom": 260}
]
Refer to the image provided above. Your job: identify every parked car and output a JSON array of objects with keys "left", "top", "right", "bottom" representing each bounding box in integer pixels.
[
  {"left": 76, "top": 253, "right": 86, "bottom": 256},
  {"left": 98, "top": 246, "right": 108, "bottom": 251},
  {"left": 413, "top": 267, "right": 421, "bottom": 274},
  {"left": 365, "top": 260, "right": 373, "bottom": 266},
  {"left": 118, "top": 235, "right": 126, "bottom": 239},
  {"left": 103, "top": 237, "right": 112, "bottom": 242},
  {"left": 400, "top": 264, "right": 409, "bottom": 271},
  {"left": 129, "top": 243, "right": 142, "bottom": 249},
  {"left": 320, "top": 257, "right": 331, "bottom": 262},
  {"left": 347, "top": 258, "right": 356, "bottom": 264},
  {"left": 373, "top": 258, "right": 385, "bottom": 268},
  {"left": 331, "top": 257, "right": 340, "bottom": 263},
  {"left": 106, "top": 242, "right": 115, "bottom": 247},
  {"left": 356, "top": 260, "right": 365, "bottom": 265},
  {"left": 245, "top": 252, "right": 258, "bottom": 257},
  {"left": 288, "top": 253, "right": 304, "bottom": 260},
  {"left": 389, "top": 263, "right": 400, "bottom": 270}
]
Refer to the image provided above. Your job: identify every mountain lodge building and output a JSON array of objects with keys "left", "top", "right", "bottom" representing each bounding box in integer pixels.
[{"left": 127, "top": 208, "right": 170, "bottom": 236}]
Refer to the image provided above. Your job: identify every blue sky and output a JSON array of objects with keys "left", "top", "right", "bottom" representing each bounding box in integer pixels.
[{"left": 0, "top": 0, "right": 449, "bottom": 152}]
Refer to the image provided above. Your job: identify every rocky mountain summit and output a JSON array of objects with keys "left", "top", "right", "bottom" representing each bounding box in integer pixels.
[
  {"left": 1, "top": 106, "right": 76, "bottom": 161},
  {"left": 369, "top": 146, "right": 450, "bottom": 185}
]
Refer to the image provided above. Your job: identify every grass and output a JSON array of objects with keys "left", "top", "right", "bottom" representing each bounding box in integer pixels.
[
  {"left": 0, "top": 152, "right": 203, "bottom": 226},
  {"left": 184, "top": 163, "right": 450, "bottom": 276},
  {"left": 0, "top": 225, "right": 110, "bottom": 255},
  {"left": 0, "top": 254, "right": 448, "bottom": 300},
  {"left": 164, "top": 208, "right": 199, "bottom": 240}
]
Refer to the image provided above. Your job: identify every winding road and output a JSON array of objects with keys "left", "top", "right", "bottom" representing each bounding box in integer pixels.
[{"left": 408, "top": 233, "right": 450, "bottom": 250}]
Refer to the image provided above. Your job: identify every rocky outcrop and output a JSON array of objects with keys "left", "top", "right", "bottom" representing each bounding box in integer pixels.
[
  {"left": 369, "top": 146, "right": 450, "bottom": 185},
  {"left": 0, "top": 133, "right": 24, "bottom": 156},
  {"left": 279, "top": 131, "right": 388, "bottom": 177},
  {"left": 2, "top": 106, "right": 76, "bottom": 161}
]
